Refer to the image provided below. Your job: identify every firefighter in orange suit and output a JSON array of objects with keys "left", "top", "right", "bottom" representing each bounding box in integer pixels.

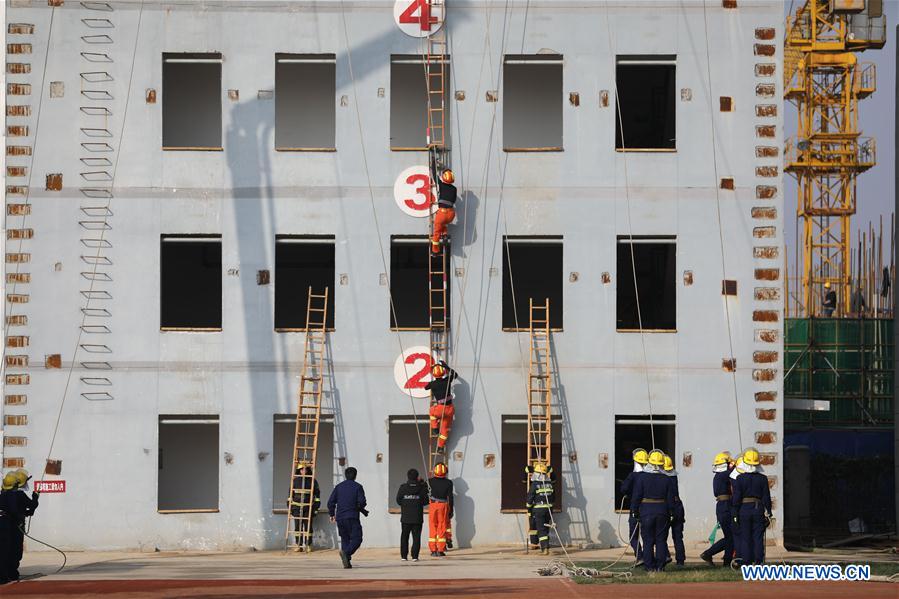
[
  {"left": 431, "top": 169, "right": 457, "bottom": 254},
  {"left": 427, "top": 462, "right": 454, "bottom": 557},
  {"left": 425, "top": 361, "right": 457, "bottom": 453}
]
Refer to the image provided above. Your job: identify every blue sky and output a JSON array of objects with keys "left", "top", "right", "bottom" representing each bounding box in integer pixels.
[{"left": 783, "top": 1, "right": 897, "bottom": 268}]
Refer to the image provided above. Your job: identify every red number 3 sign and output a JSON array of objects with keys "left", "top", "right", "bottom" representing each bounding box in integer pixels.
[
  {"left": 394, "top": 165, "right": 436, "bottom": 218},
  {"left": 394, "top": 346, "right": 436, "bottom": 398},
  {"left": 394, "top": 0, "right": 444, "bottom": 38}
]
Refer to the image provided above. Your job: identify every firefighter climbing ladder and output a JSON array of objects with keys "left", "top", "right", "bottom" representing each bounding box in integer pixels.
[
  {"left": 425, "top": 0, "right": 449, "bottom": 471},
  {"left": 285, "top": 287, "right": 329, "bottom": 552},
  {"left": 527, "top": 299, "right": 552, "bottom": 470}
]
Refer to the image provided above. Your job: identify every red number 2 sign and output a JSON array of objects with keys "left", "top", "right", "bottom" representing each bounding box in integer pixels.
[
  {"left": 393, "top": 0, "right": 444, "bottom": 38},
  {"left": 394, "top": 346, "right": 436, "bottom": 398}
]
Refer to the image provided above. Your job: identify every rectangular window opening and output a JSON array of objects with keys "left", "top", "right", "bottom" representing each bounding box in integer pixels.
[
  {"left": 272, "top": 415, "right": 335, "bottom": 513},
  {"left": 158, "top": 415, "right": 220, "bottom": 512},
  {"left": 503, "top": 54, "right": 563, "bottom": 151},
  {"left": 162, "top": 52, "right": 222, "bottom": 150},
  {"left": 502, "top": 236, "right": 563, "bottom": 330},
  {"left": 614, "top": 415, "right": 676, "bottom": 511},
  {"left": 275, "top": 53, "right": 336, "bottom": 151},
  {"left": 275, "top": 236, "right": 336, "bottom": 330},
  {"left": 616, "top": 236, "right": 676, "bottom": 331},
  {"left": 388, "top": 416, "right": 429, "bottom": 508},
  {"left": 501, "top": 416, "right": 562, "bottom": 511},
  {"left": 160, "top": 235, "right": 222, "bottom": 331},
  {"left": 390, "top": 236, "right": 450, "bottom": 329},
  {"left": 390, "top": 55, "right": 450, "bottom": 151},
  {"left": 615, "top": 55, "right": 676, "bottom": 151}
]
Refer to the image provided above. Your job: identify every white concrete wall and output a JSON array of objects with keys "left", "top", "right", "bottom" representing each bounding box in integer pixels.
[{"left": 3, "top": 0, "right": 784, "bottom": 551}]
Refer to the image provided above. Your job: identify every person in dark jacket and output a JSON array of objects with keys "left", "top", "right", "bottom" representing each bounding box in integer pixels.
[
  {"left": 427, "top": 463, "right": 453, "bottom": 557},
  {"left": 526, "top": 462, "right": 555, "bottom": 555},
  {"left": 327, "top": 467, "right": 368, "bottom": 569},
  {"left": 731, "top": 449, "right": 772, "bottom": 566},
  {"left": 701, "top": 451, "right": 734, "bottom": 567},
  {"left": 631, "top": 450, "right": 674, "bottom": 572},
  {"left": 425, "top": 361, "right": 458, "bottom": 453},
  {"left": 1, "top": 469, "right": 38, "bottom": 583},
  {"left": 663, "top": 455, "right": 685, "bottom": 566},
  {"left": 289, "top": 463, "right": 320, "bottom": 552},
  {"left": 524, "top": 463, "right": 556, "bottom": 549},
  {"left": 620, "top": 448, "right": 649, "bottom": 565},
  {"left": 395, "top": 468, "right": 429, "bottom": 561}
]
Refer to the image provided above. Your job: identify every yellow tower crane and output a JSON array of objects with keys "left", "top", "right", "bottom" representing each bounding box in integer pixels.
[{"left": 785, "top": 0, "right": 885, "bottom": 317}]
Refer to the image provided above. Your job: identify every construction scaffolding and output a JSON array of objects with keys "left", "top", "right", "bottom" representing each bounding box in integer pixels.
[{"left": 784, "top": 0, "right": 885, "bottom": 317}]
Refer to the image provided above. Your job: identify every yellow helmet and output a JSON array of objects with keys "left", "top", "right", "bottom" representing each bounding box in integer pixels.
[
  {"left": 14, "top": 469, "right": 29, "bottom": 487},
  {"left": 533, "top": 462, "right": 549, "bottom": 475},
  {"left": 713, "top": 452, "right": 732, "bottom": 466},
  {"left": 431, "top": 364, "right": 446, "bottom": 378},
  {"left": 2, "top": 472, "right": 16, "bottom": 490},
  {"left": 632, "top": 448, "right": 649, "bottom": 465},
  {"left": 648, "top": 450, "right": 665, "bottom": 467},
  {"left": 824, "top": 281, "right": 831, "bottom": 289},
  {"left": 433, "top": 462, "right": 448, "bottom": 478},
  {"left": 663, "top": 455, "right": 674, "bottom": 472},
  {"left": 440, "top": 169, "right": 455, "bottom": 184},
  {"left": 743, "top": 448, "right": 761, "bottom": 466}
]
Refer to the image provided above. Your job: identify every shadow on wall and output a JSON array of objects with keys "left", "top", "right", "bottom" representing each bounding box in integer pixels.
[
  {"left": 451, "top": 190, "right": 480, "bottom": 257},
  {"left": 452, "top": 477, "right": 476, "bottom": 548},
  {"left": 596, "top": 520, "right": 620, "bottom": 548}
]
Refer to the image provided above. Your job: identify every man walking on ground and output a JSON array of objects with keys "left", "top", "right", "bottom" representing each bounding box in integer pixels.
[
  {"left": 396, "top": 468, "right": 429, "bottom": 561},
  {"left": 327, "top": 467, "right": 368, "bottom": 569}
]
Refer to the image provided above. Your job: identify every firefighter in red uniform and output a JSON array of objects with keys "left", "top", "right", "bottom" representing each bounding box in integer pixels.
[
  {"left": 431, "top": 169, "right": 457, "bottom": 254},
  {"left": 427, "top": 463, "right": 454, "bottom": 557},
  {"left": 425, "top": 360, "right": 457, "bottom": 453}
]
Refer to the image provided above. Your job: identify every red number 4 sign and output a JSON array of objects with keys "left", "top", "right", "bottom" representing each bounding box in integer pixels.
[{"left": 394, "top": 0, "right": 444, "bottom": 38}]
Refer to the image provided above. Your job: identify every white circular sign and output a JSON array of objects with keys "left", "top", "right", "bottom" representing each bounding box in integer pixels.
[
  {"left": 394, "top": 0, "right": 445, "bottom": 38},
  {"left": 394, "top": 346, "right": 436, "bottom": 398},
  {"left": 394, "top": 165, "right": 436, "bottom": 218}
]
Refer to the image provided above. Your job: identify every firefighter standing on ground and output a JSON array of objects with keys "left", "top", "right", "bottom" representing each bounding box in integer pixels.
[
  {"left": 663, "top": 455, "right": 685, "bottom": 566},
  {"left": 427, "top": 463, "right": 454, "bottom": 557},
  {"left": 620, "top": 448, "right": 649, "bottom": 565},
  {"left": 0, "top": 469, "right": 39, "bottom": 584},
  {"left": 431, "top": 168, "right": 457, "bottom": 254},
  {"left": 631, "top": 450, "right": 674, "bottom": 572},
  {"left": 732, "top": 448, "right": 772, "bottom": 566},
  {"left": 701, "top": 451, "right": 735, "bottom": 567},
  {"left": 526, "top": 462, "right": 555, "bottom": 556},
  {"left": 289, "top": 463, "right": 320, "bottom": 552},
  {"left": 425, "top": 360, "right": 457, "bottom": 453},
  {"left": 524, "top": 463, "right": 556, "bottom": 549}
]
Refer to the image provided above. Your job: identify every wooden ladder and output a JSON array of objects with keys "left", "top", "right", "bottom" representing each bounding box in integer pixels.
[
  {"left": 428, "top": 245, "right": 449, "bottom": 471},
  {"left": 527, "top": 298, "right": 552, "bottom": 470},
  {"left": 285, "top": 287, "right": 329, "bottom": 551},
  {"left": 425, "top": 0, "right": 447, "bottom": 150}
]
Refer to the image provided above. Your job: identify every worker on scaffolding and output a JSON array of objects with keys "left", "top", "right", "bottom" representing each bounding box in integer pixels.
[
  {"left": 663, "top": 455, "right": 685, "bottom": 566},
  {"left": 731, "top": 448, "right": 772, "bottom": 566},
  {"left": 288, "top": 462, "right": 320, "bottom": 553},
  {"left": 620, "top": 448, "right": 649, "bottom": 566},
  {"left": 701, "top": 451, "right": 735, "bottom": 567},
  {"left": 524, "top": 463, "right": 556, "bottom": 550},
  {"left": 425, "top": 360, "right": 458, "bottom": 453},
  {"left": 526, "top": 462, "right": 555, "bottom": 556},
  {"left": 631, "top": 450, "right": 674, "bottom": 572},
  {"left": 427, "top": 463, "right": 454, "bottom": 557},
  {"left": 0, "top": 469, "right": 39, "bottom": 583},
  {"left": 430, "top": 164, "right": 457, "bottom": 255},
  {"left": 822, "top": 281, "right": 837, "bottom": 317}
]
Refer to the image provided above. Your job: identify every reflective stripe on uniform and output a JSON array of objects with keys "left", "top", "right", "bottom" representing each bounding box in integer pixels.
[
  {"left": 439, "top": 434, "right": 447, "bottom": 440},
  {"left": 436, "top": 537, "right": 446, "bottom": 542},
  {"left": 428, "top": 537, "right": 436, "bottom": 542},
  {"left": 533, "top": 504, "right": 551, "bottom": 508},
  {"left": 539, "top": 536, "right": 549, "bottom": 541},
  {"left": 528, "top": 530, "right": 537, "bottom": 534}
]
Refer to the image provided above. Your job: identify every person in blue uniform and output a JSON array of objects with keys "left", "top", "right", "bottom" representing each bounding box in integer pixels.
[
  {"left": 701, "top": 451, "right": 734, "bottom": 567},
  {"left": 620, "top": 448, "right": 649, "bottom": 565},
  {"left": 731, "top": 448, "right": 772, "bottom": 566},
  {"left": 631, "top": 449, "right": 674, "bottom": 572},
  {"left": 327, "top": 467, "right": 368, "bottom": 569},
  {"left": 663, "top": 455, "right": 685, "bottom": 566}
]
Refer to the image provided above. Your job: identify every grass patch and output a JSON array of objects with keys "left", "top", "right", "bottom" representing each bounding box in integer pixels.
[{"left": 572, "top": 560, "right": 899, "bottom": 584}]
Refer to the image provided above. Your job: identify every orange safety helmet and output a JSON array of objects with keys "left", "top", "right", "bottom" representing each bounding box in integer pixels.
[
  {"left": 440, "top": 169, "right": 455, "bottom": 184},
  {"left": 433, "top": 463, "right": 448, "bottom": 478},
  {"left": 431, "top": 363, "right": 446, "bottom": 378}
]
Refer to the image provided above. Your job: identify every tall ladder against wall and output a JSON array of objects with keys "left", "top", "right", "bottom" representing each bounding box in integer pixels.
[
  {"left": 527, "top": 299, "right": 552, "bottom": 471},
  {"left": 77, "top": 1, "right": 119, "bottom": 400},
  {"left": 426, "top": 0, "right": 449, "bottom": 471},
  {"left": 285, "top": 287, "right": 329, "bottom": 552}
]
